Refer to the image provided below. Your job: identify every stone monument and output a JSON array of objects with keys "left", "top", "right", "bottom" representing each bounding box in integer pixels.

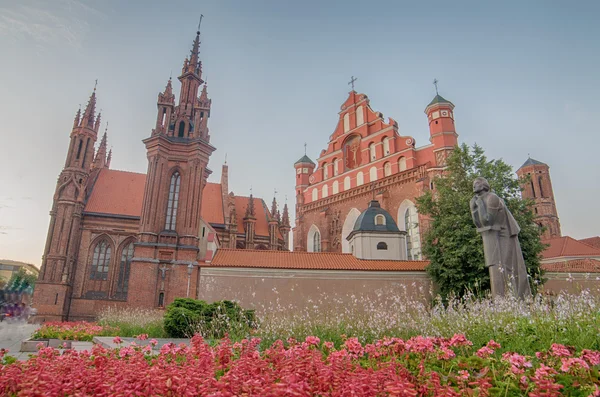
[{"left": 470, "top": 177, "right": 532, "bottom": 299}]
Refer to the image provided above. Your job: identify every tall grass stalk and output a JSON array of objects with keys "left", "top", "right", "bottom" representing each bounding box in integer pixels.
[{"left": 97, "top": 306, "right": 166, "bottom": 338}]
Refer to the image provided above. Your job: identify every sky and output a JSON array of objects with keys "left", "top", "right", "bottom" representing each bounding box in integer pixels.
[{"left": 1, "top": 0, "right": 599, "bottom": 266}]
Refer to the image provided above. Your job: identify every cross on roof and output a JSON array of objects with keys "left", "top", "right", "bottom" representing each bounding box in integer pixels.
[
  {"left": 94, "top": 79, "right": 98, "bottom": 91},
  {"left": 304, "top": 142, "right": 307, "bottom": 155},
  {"left": 197, "top": 14, "right": 204, "bottom": 33},
  {"left": 348, "top": 76, "right": 358, "bottom": 91},
  {"left": 433, "top": 78, "right": 439, "bottom": 95}
]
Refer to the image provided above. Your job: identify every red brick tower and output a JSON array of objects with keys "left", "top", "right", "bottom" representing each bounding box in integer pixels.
[
  {"left": 424, "top": 93, "right": 457, "bottom": 167},
  {"left": 516, "top": 158, "right": 561, "bottom": 239},
  {"left": 129, "top": 28, "right": 216, "bottom": 308},
  {"left": 35, "top": 88, "right": 102, "bottom": 320},
  {"left": 293, "top": 154, "right": 316, "bottom": 251}
]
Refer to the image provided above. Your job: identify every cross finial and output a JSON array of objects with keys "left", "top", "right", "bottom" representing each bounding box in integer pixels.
[
  {"left": 348, "top": 75, "right": 358, "bottom": 91},
  {"left": 250, "top": 185, "right": 253, "bottom": 195},
  {"left": 304, "top": 142, "right": 307, "bottom": 155},
  {"left": 197, "top": 14, "right": 204, "bottom": 33},
  {"left": 285, "top": 194, "right": 288, "bottom": 203},
  {"left": 274, "top": 188, "right": 278, "bottom": 197},
  {"left": 224, "top": 153, "right": 227, "bottom": 164},
  {"left": 94, "top": 79, "right": 98, "bottom": 91},
  {"left": 433, "top": 78, "right": 439, "bottom": 95},
  {"left": 104, "top": 122, "right": 108, "bottom": 134}
]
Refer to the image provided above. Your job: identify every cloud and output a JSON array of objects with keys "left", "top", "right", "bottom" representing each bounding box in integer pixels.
[{"left": 0, "top": 0, "right": 104, "bottom": 48}]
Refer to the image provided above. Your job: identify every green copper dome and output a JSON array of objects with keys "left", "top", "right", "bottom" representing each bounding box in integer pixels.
[{"left": 294, "top": 155, "right": 315, "bottom": 166}]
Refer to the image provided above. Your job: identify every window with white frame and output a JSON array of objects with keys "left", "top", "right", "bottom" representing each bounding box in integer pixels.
[
  {"left": 312, "top": 189, "right": 318, "bottom": 201},
  {"left": 369, "top": 143, "right": 376, "bottom": 161},
  {"left": 357, "top": 172, "right": 364, "bottom": 186},
  {"left": 344, "top": 176, "right": 351, "bottom": 190},
  {"left": 384, "top": 162, "right": 391, "bottom": 177},
  {"left": 398, "top": 157, "right": 407, "bottom": 172},
  {"left": 343, "top": 113, "right": 350, "bottom": 132},
  {"left": 369, "top": 166, "right": 377, "bottom": 182},
  {"left": 356, "top": 105, "right": 364, "bottom": 126}
]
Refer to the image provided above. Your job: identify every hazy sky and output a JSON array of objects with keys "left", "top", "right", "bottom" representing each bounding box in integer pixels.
[{"left": 1, "top": 0, "right": 599, "bottom": 265}]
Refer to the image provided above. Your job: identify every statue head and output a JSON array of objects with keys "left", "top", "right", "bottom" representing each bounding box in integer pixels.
[{"left": 473, "top": 177, "right": 490, "bottom": 194}]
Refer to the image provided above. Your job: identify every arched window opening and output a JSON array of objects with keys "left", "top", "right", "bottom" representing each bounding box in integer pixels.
[
  {"left": 236, "top": 241, "right": 246, "bottom": 249},
  {"left": 256, "top": 244, "right": 268, "bottom": 250},
  {"left": 369, "top": 143, "right": 376, "bottom": 161},
  {"left": 158, "top": 292, "right": 165, "bottom": 307},
  {"left": 530, "top": 180, "right": 536, "bottom": 198},
  {"left": 333, "top": 181, "right": 339, "bottom": 194},
  {"left": 369, "top": 166, "right": 377, "bottom": 182},
  {"left": 90, "top": 240, "right": 111, "bottom": 281},
  {"left": 538, "top": 176, "right": 544, "bottom": 198},
  {"left": 313, "top": 231, "right": 321, "bottom": 252},
  {"left": 82, "top": 138, "right": 90, "bottom": 166},
  {"left": 312, "top": 189, "right": 318, "bottom": 202},
  {"left": 322, "top": 184, "right": 329, "bottom": 198},
  {"left": 377, "top": 242, "right": 388, "bottom": 250},
  {"left": 356, "top": 106, "right": 364, "bottom": 126},
  {"left": 343, "top": 113, "right": 350, "bottom": 132},
  {"left": 357, "top": 172, "right": 364, "bottom": 186},
  {"left": 308, "top": 225, "right": 322, "bottom": 252},
  {"left": 323, "top": 163, "right": 329, "bottom": 179},
  {"left": 165, "top": 172, "right": 181, "bottom": 230},
  {"left": 344, "top": 176, "right": 351, "bottom": 190},
  {"left": 404, "top": 206, "right": 421, "bottom": 260},
  {"left": 333, "top": 159, "right": 339, "bottom": 176},
  {"left": 161, "top": 108, "right": 167, "bottom": 126},
  {"left": 178, "top": 121, "right": 186, "bottom": 137},
  {"left": 76, "top": 139, "right": 83, "bottom": 160},
  {"left": 534, "top": 207, "right": 538, "bottom": 214},
  {"left": 375, "top": 214, "right": 386, "bottom": 226},
  {"left": 398, "top": 157, "right": 407, "bottom": 172},
  {"left": 383, "top": 137, "right": 390, "bottom": 155},
  {"left": 115, "top": 242, "right": 134, "bottom": 298},
  {"left": 384, "top": 162, "right": 391, "bottom": 177}
]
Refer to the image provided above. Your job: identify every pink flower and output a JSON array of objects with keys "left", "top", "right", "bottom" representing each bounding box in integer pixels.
[
  {"left": 476, "top": 346, "right": 494, "bottom": 358},
  {"left": 549, "top": 343, "right": 572, "bottom": 357},
  {"left": 112, "top": 336, "right": 123, "bottom": 345},
  {"left": 304, "top": 336, "right": 320, "bottom": 346},
  {"left": 487, "top": 340, "right": 501, "bottom": 349},
  {"left": 581, "top": 349, "right": 600, "bottom": 366},
  {"left": 323, "top": 341, "right": 334, "bottom": 350},
  {"left": 502, "top": 352, "right": 532, "bottom": 374},
  {"left": 535, "top": 364, "right": 557, "bottom": 378},
  {"left": 119, "top": 347, "right": 134, "bottom": 357},
  {"left": 136, "top": 334, "right": 149, "bottom": 341},
  {"left": 149, "top": 339, "right": 158, "bottom": 347},
  {"left": 560, "top": 357, "right": 590, "bottom": 373},
  {"left": 343, "top": 337, "right": 364, "bottom": 357},
  {"left": 457, "top": 370, "right": 469, "bottom": 380},
  {"left": 142, "top": 345, "right": 152, "bottom": 354},
  {"left": 437, "top": 347, "right": 456, "bottom": 360},
  {"left": 448, "top": 334, "right": 473, "bottom": 347}
]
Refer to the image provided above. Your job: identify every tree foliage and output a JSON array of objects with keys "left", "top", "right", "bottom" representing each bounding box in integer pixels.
[
  {"left": 6, "top": 268, "right": 37, "bottom": 291},
  {"left": 416, "top": 143, "right": 546, "bottom": 298}
]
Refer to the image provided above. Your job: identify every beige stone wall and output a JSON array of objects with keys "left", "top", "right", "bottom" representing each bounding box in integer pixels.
[
  {"left": 541, "top": 272, "right": 600, "bottom": 296},
  {"left": 197, "top": 267, "right": 433, "bottom": 316}
]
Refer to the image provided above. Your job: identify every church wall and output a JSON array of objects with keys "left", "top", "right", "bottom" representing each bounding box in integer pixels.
[
  {"left": 541, "top": 272, "right": 600, "bottom": 296},
  {"left": 197, "top": 267, "right": 433, "bottom": 316},
  {"left": 297, "top": 167, "right": 429, "bottom": 253}
]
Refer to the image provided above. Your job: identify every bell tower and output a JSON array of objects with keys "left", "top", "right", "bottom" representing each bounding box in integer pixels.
[
  {"left": 130, "top": 25, "right": 216, "bottom": 308},
  {"left": 517, "top": 157, "right": 561, "bottom": 239},
  {"left": 35, "top": 87, "right": 101, "bottom": 321},
  {"left": 424, "top": 82, "right": 458, "bottom": 168}
]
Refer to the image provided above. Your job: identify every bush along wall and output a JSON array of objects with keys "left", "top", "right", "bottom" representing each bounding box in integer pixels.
[{"left": 163, "top": 298, "right": 256, "bottom": 339}]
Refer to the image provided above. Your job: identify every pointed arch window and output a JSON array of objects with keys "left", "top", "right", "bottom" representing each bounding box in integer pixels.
[
  {"left": 313, "top": 230, "right": 321, "bottom": 252},
  {"left": 165, "top": 172, "right": 181, "bottom": 230},
  {"left": 90, "top": 240, "right": 111, "bottom": 281},
  {"left": 538, "top": 176, "right": 544, "bottom": 198},
  {"left": 357, "top": 171, "right": 364, "bottom": 186},
  {"left": 369, "top": 143, "right": 376, "bottom": 161},
  {"left": 344, "top": 176, "right": 351, "bottom": 190},
  {"left": 115, "top": 241, "right": 134, "bottom": 299},
  {"left": 178, "top": 121, "right": 186, "bottom": 137},
  {"left": 404, "top": 206, "right": 421, "bottom": 260},
  {"left": 384, "top": 162, "right": 392, "bottom": 177},
  {"left": 398, "top": 157, "right": 407, "bottom": 172},
  {"left": 383, "top": 137, "right": 391, "bottom": 155}
]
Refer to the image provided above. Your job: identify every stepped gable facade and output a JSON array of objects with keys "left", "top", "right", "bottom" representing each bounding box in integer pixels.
[
  {"left": 33, "top": 29, "right": 288, "bottom": 321},
  {"left": 293, "top": 90, "right": 458, "bottom": 259}
]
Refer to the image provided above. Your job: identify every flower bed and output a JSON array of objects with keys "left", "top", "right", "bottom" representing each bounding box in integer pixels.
[
  {"left": 31, "top": 321, "right": 115, "bottom": 341},
  {"left": 2, "top": 334, "right": 599, "bottom": 396}
]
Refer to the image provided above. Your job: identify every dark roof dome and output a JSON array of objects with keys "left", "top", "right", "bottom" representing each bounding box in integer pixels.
[
  {"left": 426, "top": 94, "right": 453, "bottom": 108},
  {"left": 294, "top": 154, "right": 315, "bottom": 166},
  {"left": 352, "top": 200, "right": 400, "bottom": 233}
]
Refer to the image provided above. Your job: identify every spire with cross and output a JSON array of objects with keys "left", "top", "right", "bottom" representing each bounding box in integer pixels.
[
  {"left": 433, "top": 78, "right": 439, "bottom": 95},
  {"left": 348, "top": 76, "right": 358, "bottom": 91}
]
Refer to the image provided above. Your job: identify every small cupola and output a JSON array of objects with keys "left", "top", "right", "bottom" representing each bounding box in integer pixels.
[{"left": 346, "top": 200, "right": 407, "bottom": 260}]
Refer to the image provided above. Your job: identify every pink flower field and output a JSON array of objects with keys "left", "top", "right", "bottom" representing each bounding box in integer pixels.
[{"left": 2, "top": 334, "right": 599, "bottom": 396}]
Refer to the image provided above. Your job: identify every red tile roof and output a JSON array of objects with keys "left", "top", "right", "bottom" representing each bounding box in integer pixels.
[
  {"left": 579, "top": 237, "right": 600, "bottom": 250},
  {"left": 85, "top": 169, "right": 146, "bottom": 217},
  {"left": 84, "top": 170, "right": 276, "bottom": 238},
  {"left": 542, "top": 236, "right": 600, "bottom": 259},
  {"left": 209, "top": 248, "right": 429, "bottom": 271},
  {"left": 234, "top": 196, "right": 271, "bottom": 237},
  {"left": 200, "top": 182, "right": 224, "bottom": 225},
  {"left": 542, "top": 258, "right": 600, "bottom": 273}
]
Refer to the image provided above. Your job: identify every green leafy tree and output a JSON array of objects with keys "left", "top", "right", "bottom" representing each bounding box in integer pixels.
[
  {"left": 7, "top": 268, "right": 37, "bottom": 291},
  {"left": 416, "top": 143, "right": 546, "bottom": 298}
]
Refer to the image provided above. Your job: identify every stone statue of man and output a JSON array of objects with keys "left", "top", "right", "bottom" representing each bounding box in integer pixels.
[{"left": 470, "top": 177, "right": 532, "bottom": 299}]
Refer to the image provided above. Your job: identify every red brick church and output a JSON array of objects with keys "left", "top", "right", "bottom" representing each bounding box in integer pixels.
[{"left": 34, "top": 29, "right": 289, "bottom": 321}]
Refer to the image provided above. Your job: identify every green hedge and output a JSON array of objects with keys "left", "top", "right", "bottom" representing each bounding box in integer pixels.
[{"left": 164, "top": 298, "right": 256, "bottom": 338}]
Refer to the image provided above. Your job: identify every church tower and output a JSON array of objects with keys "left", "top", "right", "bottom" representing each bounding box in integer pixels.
[
  {"left": 293, "top": 153, "right": 315, "bottom": 251},
  {"left": 424, "top": 91, "right": 458, "bottom": 167},
  {"left": 130, "top": 27, "right": 216, "bottom": 308},
  {"left": 35, "top": 88, "right": 101, "bottom": 320},
  {"left": 517, "top": 158, "right": 561, "bottom": 239}
]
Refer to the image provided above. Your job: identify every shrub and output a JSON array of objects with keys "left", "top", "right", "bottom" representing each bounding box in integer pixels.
[{"left": 164, "top": 298, "right": 256, "bottom": 339}]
